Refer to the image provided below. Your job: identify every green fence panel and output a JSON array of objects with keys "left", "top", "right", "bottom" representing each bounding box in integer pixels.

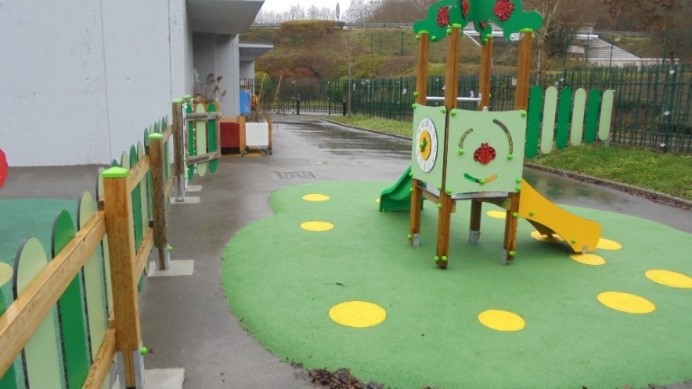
[
  {"left": 52, "top": 211, "right": 90, "bottom": 388},
  {"left": 77, "top": 192, "right": 109, "bottom": 377},
  {"left": 556, "top": 87, "right": 573, "bottom": 150},
  {"left": 571, "top": 88, "right": 587, "bottom": 146},
  {"left": 599, "top": 89, "right": 615, "bottom": 141},
  {"left": 208, "top": 102, "right": 219, "bottom": 173},
  {"left": 541, "top": 87, "right": 559, "bottom": 155},
  {"left": 15, "top": 238, "right": 64, "bottom": 389},
  {"left": 130, "top": 146, "right": 143, "bottom": 251},
  {"left": 584, "top": 90, "right": 602, "bottom": 144},
  {"left": 0, "top": 291, "right": 20, "bottom": 389},
  {"left": 525, "top": 85, "right": 543, "bottom": 159}
]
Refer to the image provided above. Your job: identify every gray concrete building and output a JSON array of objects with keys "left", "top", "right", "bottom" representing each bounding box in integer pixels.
[{"left": 0, "top": 0, "right": 268, "bottom": 166}]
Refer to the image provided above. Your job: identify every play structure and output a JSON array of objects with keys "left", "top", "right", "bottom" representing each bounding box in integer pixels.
[{"left": 380, "top": 0, "right": 602, "bottom": 268}]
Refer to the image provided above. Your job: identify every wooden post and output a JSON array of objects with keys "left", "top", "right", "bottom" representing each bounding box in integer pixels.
[
  {"left": 503, "top": 193, "right": 520, "bottom": 263},
  {"left": 409, "top": 32, "right": 429, "bottom": 246},
  {"left": 470, "top": 37, "right": 494, "bottom": 241},
  {"left": 149, "top": 133, "right": 170, "bottom": 271},
  {"left": 171, "top": 100, "right": 185, "bottom": 201},
  {"left": 267, "top": 115, "right": 273, "bottom": 153},
  {"left": 102, "top": 167, "right": 143, "bottom": 388},
  {"left": 436, "top": 26, "right": 462, "bottom": 269},
  {"left": 515, "top": 31, "right": 534, "bottom": 110},
  {"left": 504, "top": 30, "right": 534, "bottom": 264},
  {"left": 479, "top": 37, "right": 493, "bottom": 110},
  {"left": 238, "top": 115, "right": 247, "bottom": 156}
]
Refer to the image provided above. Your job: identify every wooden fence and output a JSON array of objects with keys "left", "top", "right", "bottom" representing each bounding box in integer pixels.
[{"left": 0, "top": 97, "right": 216, "bottom": 388}]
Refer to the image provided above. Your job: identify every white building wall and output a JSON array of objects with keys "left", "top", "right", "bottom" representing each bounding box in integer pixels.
[
  {"left": 0, "top": 0, "right": 109, "bottom": 166},
  {"left": 101, "top": 0, "right": 172, "bottom": 163},
  {"left": 193, "top": 34, "right": 240, "bottom": 117},
  {"left": 170, "top": 0, "right": 194, "bottom": 100},
  {"left": 0, "top": 0, "right": 176, "bottom": 166},
  {"left": 240, "top": 62, "right": 255, "bottom": 80}
]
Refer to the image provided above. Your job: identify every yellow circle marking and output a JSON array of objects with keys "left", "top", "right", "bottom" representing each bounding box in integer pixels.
[
  {"left": 486, "top": 211, "right": 506, "bottom": 220},
  {"left": 597, "top": 291, "right": 655, "bottom": 314},
  {"left": 645, "top": 269, "right": 692, "bottom": 289},
  {"left": 0, "top": 262, "right": 12, "bottom": 288},
  {"left": 302, "top": 194, "right": 330, "bottom": 202},
  {"left": 478, "top": 310, "right": 526, "bottom": 332},
  {"left": 530, "top": 230, "right": 564, "bottom": 243},
  {"left": 597, "top": 238, "right": 622, "bottom": 251},
  {"left": 329, "top": 301, "right": 387, "bottom": 328},
  {"left": 300, "top": 221, "right": 334, "bottom": 232},
  {"left": 570, "top": 253, "right": 606, "bottom": 266},
  {"left": 376, "top": 197, "right": 380, "bottom": 204},
  {"left": 419, "top": 131, "right": 432, "bottom": 160}
]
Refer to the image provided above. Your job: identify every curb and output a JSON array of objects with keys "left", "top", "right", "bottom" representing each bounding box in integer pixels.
[
  {"left": 320, "top": 119, "right": 691, "bottom": 211},
  {"left": 525, "top": 162, "right": 692, "bottom": 211}
]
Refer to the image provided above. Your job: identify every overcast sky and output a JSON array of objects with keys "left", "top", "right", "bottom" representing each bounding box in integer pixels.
[{"left": 261, "top": 0, "right": 352, "bottom": 13}]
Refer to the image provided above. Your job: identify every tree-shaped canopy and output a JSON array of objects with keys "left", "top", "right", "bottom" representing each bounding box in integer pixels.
[{"left": 413, "top": 0, "right": 544, "bottom": 43}]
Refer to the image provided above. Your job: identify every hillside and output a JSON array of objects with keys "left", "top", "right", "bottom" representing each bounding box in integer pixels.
[{"left": 241, "top": 20, "right": 519, "bottom": 81}]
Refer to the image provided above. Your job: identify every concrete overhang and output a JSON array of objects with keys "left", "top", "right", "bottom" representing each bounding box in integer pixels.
[
  {"left": 187, "top": 0, "right": 264, "bottom": 35},
  {"left": 239, "top": 43, "right": 273, "bottom": 61}
]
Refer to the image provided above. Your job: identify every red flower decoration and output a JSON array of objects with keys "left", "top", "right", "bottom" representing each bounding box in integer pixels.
[
  {"left": 0, "top": 148, "right": 8, "bottom": 188},
  {"left": 474, "top": 143, "right": 497, "bottom": 165},
  {"left": 461, "top": 0, "right": 470, "bottom": 18},
  {"left": 437, "top": 6, "right": 451, "bottom": 27},
  {"left": 493, "top": 0, "right": 515, "bottom": 21}
]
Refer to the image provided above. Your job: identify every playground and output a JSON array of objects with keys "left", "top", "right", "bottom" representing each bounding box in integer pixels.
[
  {"left": 1, "top": 116, "right": 691, "bottom": 388},
  {"left": 1, "top": 1, "right": 691, "bottom": 387}
]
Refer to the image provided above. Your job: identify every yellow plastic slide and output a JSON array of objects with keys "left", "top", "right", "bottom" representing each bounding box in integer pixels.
[{"left": 518, "top": 180, "right": 602, "bottom": 253}]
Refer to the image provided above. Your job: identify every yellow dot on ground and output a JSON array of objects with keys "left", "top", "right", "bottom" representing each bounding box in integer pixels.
[
  {"left": 597, "top": 238, "right": 622, "bottom": 251},
  {"left": 645, "top": 269, "right": 692, "bottom": 289},
  {"left": 300, "top": 221, "right": 334, "bottom": 232},
  {"left": 478, "top": 310, "right": 526, "bottom": 332},
  {"left": 0, "top": 262, "right": 12, "bottom": 288},
  {"left": 597, "top": 291, "right": 656, "bottom": 314},
  {"left": 302, "top": 194, "right": 330, "bottom": 202},
  {"left": 376, "top": 197, "right": 381, "bottom": 204},
  {"left": 530, "top": 230, "right": 564, "bottom": 243},
  {"left": 329, "top": 301, "right": 387, "bottom": 328},
  {"left": 570, "top": 253, "right": 606, "bottom": 266},
  {"left": 486, "top": 211, "right": 506, "bottom": 220}
]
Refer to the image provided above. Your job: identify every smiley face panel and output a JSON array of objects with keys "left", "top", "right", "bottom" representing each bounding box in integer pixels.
[{"left": 446, "top": 110, "right": 527, "bottom": 194}]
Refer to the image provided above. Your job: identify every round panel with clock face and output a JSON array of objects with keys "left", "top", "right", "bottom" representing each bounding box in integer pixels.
[{"left": 415, "top": 118, "right": 438, "bottom": 173}]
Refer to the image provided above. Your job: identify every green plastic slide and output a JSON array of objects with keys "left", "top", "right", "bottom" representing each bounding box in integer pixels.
[{"left": 379, "top": 166, "right": 414, "bottom": 212}]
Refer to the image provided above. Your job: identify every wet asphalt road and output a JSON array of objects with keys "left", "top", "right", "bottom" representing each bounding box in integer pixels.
[{"left": 1, "top": 115, "right": 690, "bottom": 388}]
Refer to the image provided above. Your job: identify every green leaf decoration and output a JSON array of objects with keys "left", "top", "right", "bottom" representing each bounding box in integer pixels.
[{"left": 413, "top": 0, "right": 466, "bottom": 42}]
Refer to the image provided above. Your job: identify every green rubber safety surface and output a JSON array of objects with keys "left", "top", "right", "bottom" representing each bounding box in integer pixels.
[
  {"left": 222, "top": 181, "right": 692, "bottom": 389},
  {"left": 0, "top": 198, "right": 75, "bottom": 278}
]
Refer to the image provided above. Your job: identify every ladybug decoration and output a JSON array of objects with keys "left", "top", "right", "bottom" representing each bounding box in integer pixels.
[
  {"left": 494, "top": 0, "right": 516, "bottom": 21},
  {"left": 474, "top": 143, "right": 497, "bottom": 165},
  {"left": 0, "top": 148, "right": 8, "bottom": 188},
  {"left": 436, "top": 6, "right": 451, "bottom": 27}
]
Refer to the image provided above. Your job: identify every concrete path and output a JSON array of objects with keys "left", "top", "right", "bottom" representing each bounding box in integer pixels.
[{"left": 1, "top": 114, "right": 690, "bottom": 388}]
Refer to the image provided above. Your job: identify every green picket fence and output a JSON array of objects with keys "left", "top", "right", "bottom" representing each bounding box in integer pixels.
[
  {"left": 0, "top": 118, "right": 174, "bottom": 389},
  {"left": 262, "top": 65, "right": 690, "bottom": 153}
]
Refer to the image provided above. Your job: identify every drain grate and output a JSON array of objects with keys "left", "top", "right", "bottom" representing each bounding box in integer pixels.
[{"left": 276, "top": 171, "right": 316, "bottom": 179}]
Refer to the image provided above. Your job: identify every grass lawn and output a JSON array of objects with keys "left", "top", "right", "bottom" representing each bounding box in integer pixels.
[{"left": 328, "top": 115, "right": 692, "bottom": 200}]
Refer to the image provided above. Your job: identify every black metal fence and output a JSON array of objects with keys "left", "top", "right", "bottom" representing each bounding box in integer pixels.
[{"left": 253, "top": 65, "right": 691, "bottom": 153}]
